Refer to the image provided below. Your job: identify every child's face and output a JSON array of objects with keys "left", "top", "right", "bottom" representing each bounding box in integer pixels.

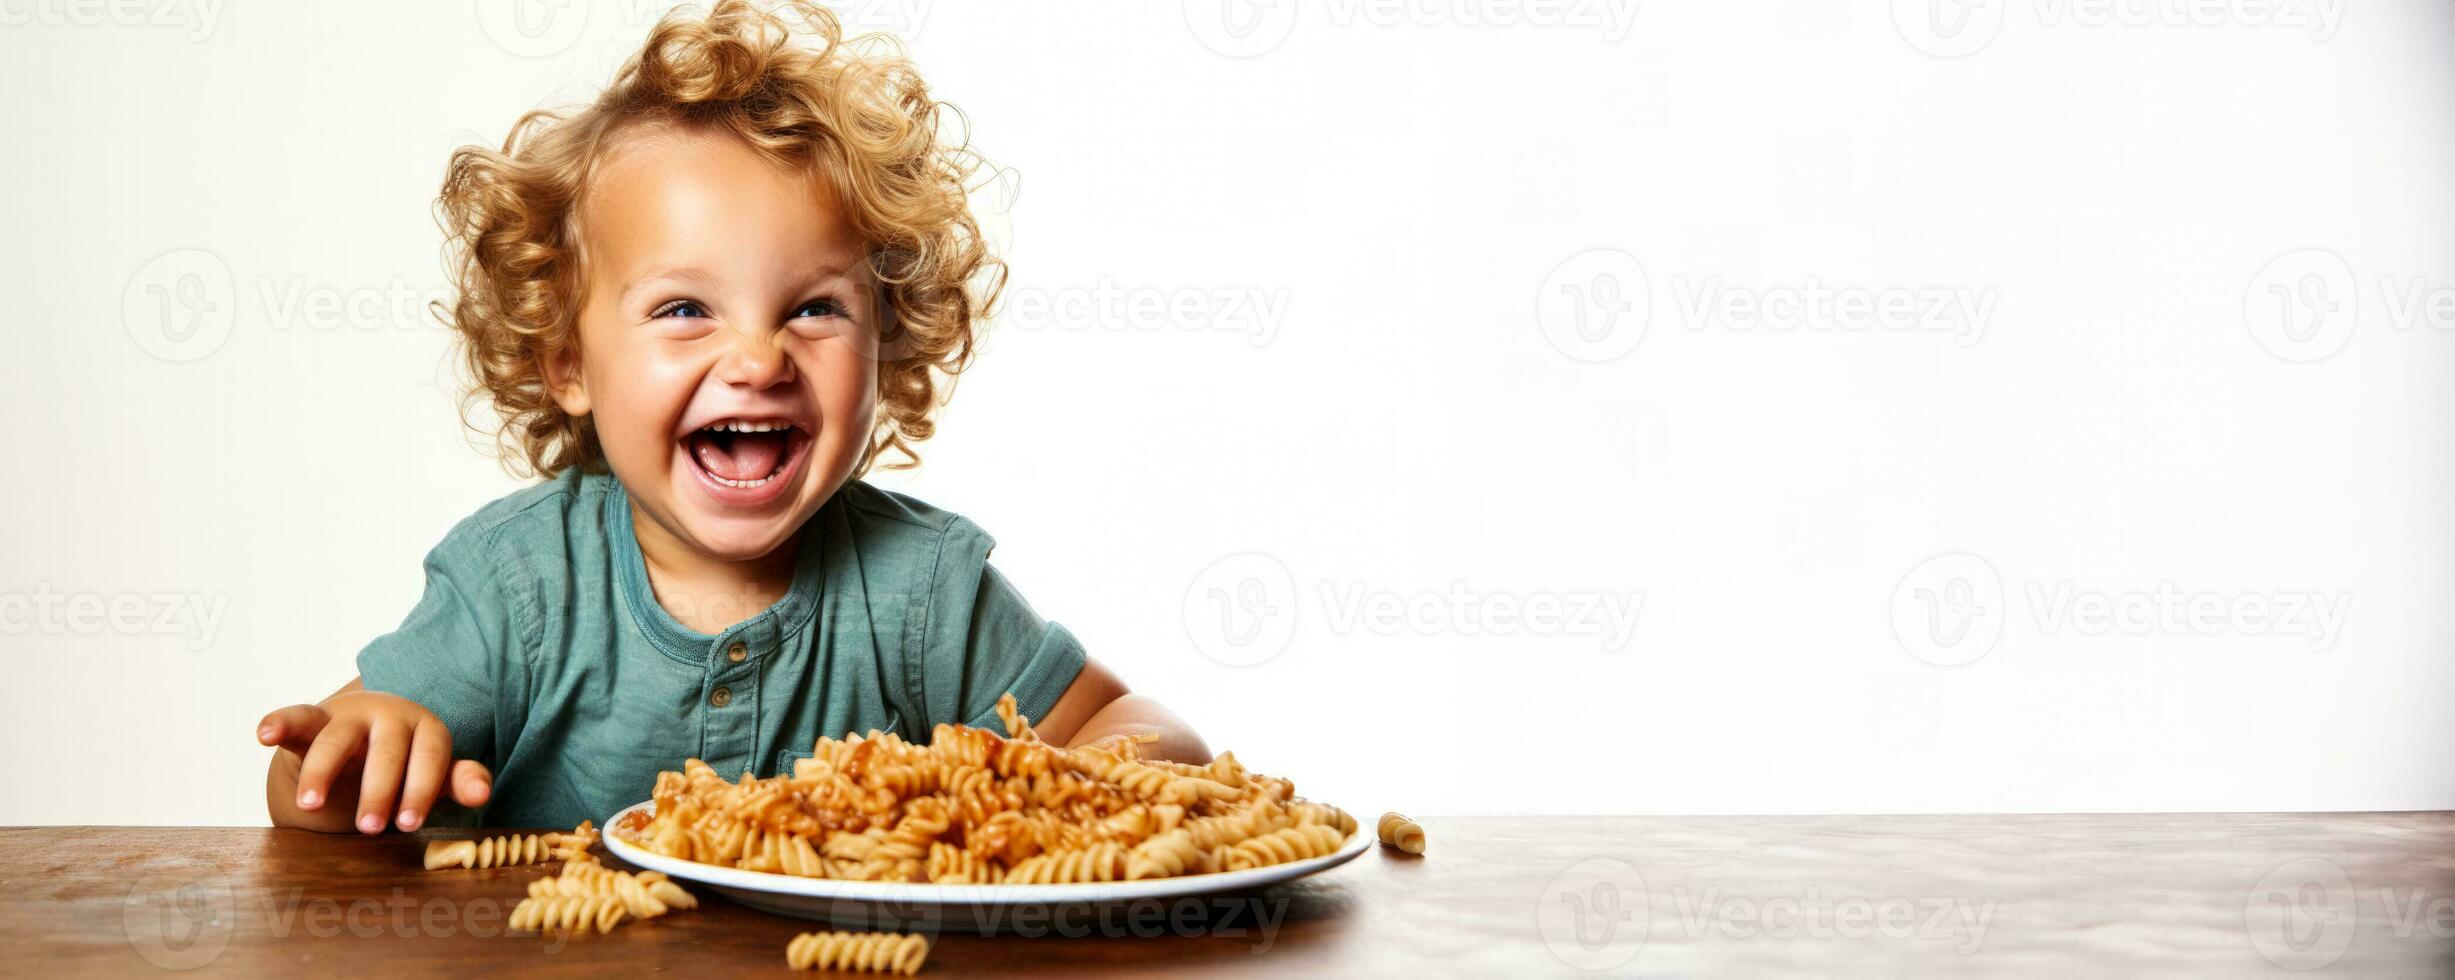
[{"left": 551, "top": 125, "right": 879, "bottom": 563}]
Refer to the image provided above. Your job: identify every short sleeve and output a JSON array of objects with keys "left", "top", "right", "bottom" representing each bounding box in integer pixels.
[
  {"left": 918, "top": 519, "right": 1087, "bottom": 731},
  {"left": 355, "top": 527, "right": 529, "bottom": 770}
]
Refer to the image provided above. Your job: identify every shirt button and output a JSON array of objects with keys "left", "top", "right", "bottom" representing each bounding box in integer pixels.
[
  {"left": 709, "top": 686, "right": 732, "bottom": 708},
  {"left": 726, "top": 641, "right": 747, "bottom": 663}
]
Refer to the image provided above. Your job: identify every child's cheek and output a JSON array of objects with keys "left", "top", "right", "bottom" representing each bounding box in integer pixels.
[
  {"left": 790, "top": 332, "right": 877, "bottom": 399},
  {"left": 588, "top": 340, "right": 707, "bottom": 469},
  {"left": 824, "top": 342, "right": 880, "bottom": 423}
]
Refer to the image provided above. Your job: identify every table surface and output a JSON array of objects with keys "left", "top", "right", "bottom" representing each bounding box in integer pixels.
[{"left": 9, "top": 813, "right": 2452, "bottom": 977}]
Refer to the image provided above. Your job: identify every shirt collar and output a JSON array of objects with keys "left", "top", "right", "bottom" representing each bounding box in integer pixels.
[{"left": 607, "top": 477, "right": 825, "bottom": 665}]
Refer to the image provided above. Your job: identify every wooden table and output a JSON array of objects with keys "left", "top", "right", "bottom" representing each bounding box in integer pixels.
[{"left": 9, "top": 814, "right": 2451, "bottom": 976}]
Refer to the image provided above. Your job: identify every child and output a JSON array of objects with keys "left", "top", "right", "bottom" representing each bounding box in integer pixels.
[{"left": 257, "top": 0, "right": 1206, "bottom": 834}]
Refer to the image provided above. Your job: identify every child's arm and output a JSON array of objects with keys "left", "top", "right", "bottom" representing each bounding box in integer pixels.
[
  {"left": 1031, "top": 658, "right": 1212, "bottom": 764},
  {"left": 257, "top": 677, "right": 494, "bottom": 834}
]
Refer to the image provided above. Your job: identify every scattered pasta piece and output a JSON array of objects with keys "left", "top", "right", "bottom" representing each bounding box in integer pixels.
[
  {"left": 507, "top": 894, "right": 626, "bottom": 934},
  {"left": 423, "top": 820, "right": 599, "bottom": 870},
  {"left": 618, "top": 694, "right": 1355, "bottom": 885},
  {"left": 1376, "top": 812, "right": 1426, "bottom": 854},
  {"left": 785, "top": 931, "right": 930, "bottom": 974},
  {"left": 525, "top": 855, "right": 698, "bottom": 922}
]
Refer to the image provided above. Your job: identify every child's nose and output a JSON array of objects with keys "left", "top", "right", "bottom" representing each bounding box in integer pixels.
[{"left": 715, "top": 326, "right": 796, "bottom": 389}]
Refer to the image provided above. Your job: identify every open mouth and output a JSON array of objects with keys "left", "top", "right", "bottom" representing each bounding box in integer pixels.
[{"left": 682, "top": 419, "right": 809, "bottom": 492}]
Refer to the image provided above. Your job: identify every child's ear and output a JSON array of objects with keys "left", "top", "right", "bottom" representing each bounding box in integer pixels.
[
  {"left": 542, "top": 347, "right": 591, "bottom": 418},
  {"left": 864, "top": 251, "right": 917, "bottom": 364},
  {"left": 874, "top": 313, "right": 916, "bottom": 364}
]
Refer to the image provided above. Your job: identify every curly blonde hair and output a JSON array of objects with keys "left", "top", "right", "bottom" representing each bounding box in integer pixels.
[{"left": 436, "top": 0, "right": 1002, "bottom": 479}]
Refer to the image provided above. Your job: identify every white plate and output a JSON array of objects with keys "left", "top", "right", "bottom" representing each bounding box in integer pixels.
[{"left": 601, "top": 800, "right": 1373, "bottom": 929}]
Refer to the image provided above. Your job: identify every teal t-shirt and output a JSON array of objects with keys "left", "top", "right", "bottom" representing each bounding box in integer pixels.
[{"left": 356, "top": 468, "right": 1087, "bottom": 829}]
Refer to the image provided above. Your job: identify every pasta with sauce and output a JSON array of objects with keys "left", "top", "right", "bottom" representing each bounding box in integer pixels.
[{"left": 615, "top": 694, "right": 1358, "bottom": 885}]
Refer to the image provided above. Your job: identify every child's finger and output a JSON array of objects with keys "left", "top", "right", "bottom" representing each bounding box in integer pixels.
[
  {"left": 355, "top": 718, "right": 411, "bottom": 835},
  {"left": 449, "top": 758, "right": 493, "bottom": 808},
  {"left": 257, "top": 704, "right": 330, "bottom": 754},
  {"left": 395, "top": 717, "right": 450, "bottom": 831},
  {"left": 293, "top": 716, "right": 366, "bottom": 811}
]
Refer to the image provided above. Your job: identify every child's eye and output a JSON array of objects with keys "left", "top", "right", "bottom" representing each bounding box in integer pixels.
[
  {"left": 650, "top": 300, "right": 708, "bottom": 319},
  {"left": 793, "top": 298, "right": 845, "bottom": 320}
]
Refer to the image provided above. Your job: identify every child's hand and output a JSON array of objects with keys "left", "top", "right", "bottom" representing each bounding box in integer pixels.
[
  {"left": 1074, "top": 731, "right": 1157, "bottom": 757},
  {"left": 257, "top": 690, "right": 491, "bottom": 835}
]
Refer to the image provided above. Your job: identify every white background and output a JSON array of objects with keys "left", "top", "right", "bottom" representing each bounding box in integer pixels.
[{"left": 1, "top": 0, "right": 2449, "bottom": 826}]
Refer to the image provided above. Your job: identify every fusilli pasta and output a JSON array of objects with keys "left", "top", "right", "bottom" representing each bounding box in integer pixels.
[
  {"left": 1376, "top": 811, "right": 1426, "bottom": 854},
  {"left": 784, "top": 931, "right": 930, "bottom": 974},
  {"left": 424, "top": 820, "right": 599, "bottom": 870},
  {"left": 507, "top": 894, "right": 626, "bottom": 934},
  {"left": 525, "top": 855, "right": 699, "bottom": 920},
  {"left": 506, "top": 854, "right": 699, "bottom": 938},
  {"left": 614, "top": 695, "right": 1356, "bottom": 886}
]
